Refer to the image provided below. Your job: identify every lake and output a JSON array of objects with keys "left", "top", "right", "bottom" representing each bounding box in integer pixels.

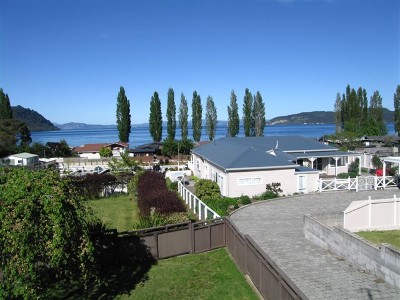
[{"left": 31, "top": 123, "right": 395, "bottom": 148}]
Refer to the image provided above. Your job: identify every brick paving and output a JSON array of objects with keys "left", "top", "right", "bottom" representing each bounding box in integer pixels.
[{"left": 229, "top": 189, "right": 400, "bottom": 300}]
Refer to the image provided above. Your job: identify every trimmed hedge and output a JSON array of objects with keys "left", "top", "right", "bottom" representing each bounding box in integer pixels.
[{"left": 137, "top": 171, "right": 186, "bottom": 218}]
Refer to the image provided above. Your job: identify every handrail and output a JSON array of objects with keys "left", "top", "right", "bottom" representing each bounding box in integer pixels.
[{"left": 178, "top": 181, "right": 221, "bottom": 220}]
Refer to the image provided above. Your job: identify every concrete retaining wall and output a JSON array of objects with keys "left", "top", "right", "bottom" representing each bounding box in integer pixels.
[{"left": 304, "top": 213, "right": 400, "bottom": 288}]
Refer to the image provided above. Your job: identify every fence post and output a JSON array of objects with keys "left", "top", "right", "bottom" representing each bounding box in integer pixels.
[
  {"left": 374, "top": 176, "right": 378, "bottom": 190},
  {"left": 368, "top": 196, "right": 372, "bottom": 229},
  {"left": 348, "top": 177, "right": 350, "bottom": 191},
  {"left": 394, "top": 195, "right": 397, "bottom": 227}
]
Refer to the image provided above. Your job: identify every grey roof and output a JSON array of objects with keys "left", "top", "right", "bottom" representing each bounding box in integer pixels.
[
  {"left": 294, "top": 166, "right": 319, "bottom": 174},
  {"left": 192, "top": 136, "right": 340, "bottom": 171},
  {"left": 292, "top": 150, "right": 359, "bottom": 159},
  {"left": 10, "top": 152, "right": 38, "bottom": 159}
]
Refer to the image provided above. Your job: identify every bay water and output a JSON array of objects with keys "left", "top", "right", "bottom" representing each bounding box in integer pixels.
[{"left": 31, "top": 123, "right": 395, "bottom": 148}]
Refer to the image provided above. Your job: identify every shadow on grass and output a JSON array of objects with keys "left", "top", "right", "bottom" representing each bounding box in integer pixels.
[{"left": 48, "top": 230, "right": 156, "bottom": 299}]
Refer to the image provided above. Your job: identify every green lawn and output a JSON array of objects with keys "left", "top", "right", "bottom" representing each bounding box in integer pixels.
[
  {"left": 357, "top": 230, "right": 400, "bottom": 249},
  {"left": 88, "top": 194, "right": 138, "bottom": 231},
  {"left": 116, "top": 248, "right": 259, "bottom": 300}
]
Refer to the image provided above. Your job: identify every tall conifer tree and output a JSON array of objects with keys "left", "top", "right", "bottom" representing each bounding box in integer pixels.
[
  {"left": 0, "top": 88, "right": 13, "bottom": 119},
  {"left": 179, "top": 93, "right": 189, "bottom": 140},
  {"left": 149, "top": 91, "right": 163, "bottom": 142},
  {"left": 394, "top": 85, "right": 400, "bottom": 136},
  {"left": 206, "top": 96, "right": 218, "bottom": 141},
  {"left": 242, "top": 88, "right": 254, "bottom": 137},
  {"left": 166, "top": 88, "right": 176, "bottom": 140},
  {"left": 191, "top": 91, "right": 202, "bottom": 142},
  {"left": 334, "top": 92, "right": 342, "bottom": 133},
  {"left": 227, "top": 90, "right": 239, "bottom": 137},
  {"left": 116, "top": 86, "right": 131, "bottom": 143},
  {"left": 253, "top": 91, "right": 266, "bottom": 136}
]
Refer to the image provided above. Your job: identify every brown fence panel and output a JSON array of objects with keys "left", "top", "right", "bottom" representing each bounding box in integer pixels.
[
  {"left": 261, "top": 262, "right": 280, "bottom": 300},
  {"left": 246, "top": 243, "right": 262, "bottom": 291},
  {"left": 194, "top": 226, "right": 211, "bottom": 253},
  {"left": 158, "top": 228, "right": 191, "bottom": 259},
  {"left": 210, "top": 222, "right": 225, "bottom": 248}
]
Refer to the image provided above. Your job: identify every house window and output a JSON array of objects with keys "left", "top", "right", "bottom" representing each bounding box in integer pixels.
[
  {"left": 238, "top": 177, "right": 262, "bottom": 186},
  {"left": 329, "top": 157, "right": 346, "bottom": 167},
  {"left": 196, "top": 159, "right": 200, "bottom": 171}
]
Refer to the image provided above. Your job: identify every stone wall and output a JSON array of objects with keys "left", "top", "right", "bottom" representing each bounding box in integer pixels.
[{"left": 304, "top": 213, "right": 400, "bottom": 288}]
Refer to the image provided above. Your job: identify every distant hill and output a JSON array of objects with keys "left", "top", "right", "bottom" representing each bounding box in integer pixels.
[
  {"left": 55, "top": 122, "right": 116, "bottom": 130},
  {"left": 12, "top": 105, "right": 59, "bottom": 131},
  {"left": 267, "top": 108, "right": 394, "bottom": 125}
]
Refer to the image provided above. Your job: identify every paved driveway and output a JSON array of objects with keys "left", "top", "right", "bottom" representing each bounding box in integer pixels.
[{"left": 230, "top": 190, "right": 400, "bottom": 300}]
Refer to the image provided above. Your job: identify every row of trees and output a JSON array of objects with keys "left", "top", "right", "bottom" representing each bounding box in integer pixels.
[
  {"left": 334, "top": 85, "right": 388, "bottom": 137},
  {"left": 116, "top": 87, "right": 266, "bottom": 143}
]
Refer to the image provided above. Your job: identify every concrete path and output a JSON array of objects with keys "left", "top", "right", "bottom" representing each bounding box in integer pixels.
[{"left": 230, "top": 190, "right": 400, "bottom": 300}]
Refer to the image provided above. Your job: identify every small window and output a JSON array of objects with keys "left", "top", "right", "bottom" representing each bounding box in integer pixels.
[
  {"left": 238, "top": 177, "right": 262, "bottom": 186},
  {"left": 196, "top": 159, "right": 200, "bottom": 170}
]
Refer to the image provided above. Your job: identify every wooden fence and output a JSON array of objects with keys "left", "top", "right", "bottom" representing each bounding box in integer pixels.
[
  {"left": 100, "top": 218, "right": 308, "bottom": 299},
  {"left": 318, "top": 175, "right": 398, "bottom": 192}
]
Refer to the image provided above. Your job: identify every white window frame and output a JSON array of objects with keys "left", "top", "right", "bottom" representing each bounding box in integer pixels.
[
  {"left": 237, "top": 177, "right": 263, "bottom": 186},
  {"left": 196, "top": 159, "right": 200, "bottom": 171}
]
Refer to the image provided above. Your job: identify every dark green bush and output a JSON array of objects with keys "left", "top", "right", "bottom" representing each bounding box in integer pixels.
[
  {"left": 337, "top": 172, "right": 358, "bottom": 179},
  {"left": 203, "top": 197, "right": 239, "bottom": 216},
  {"left": 194, "top": 179, "right": 221, "bottom": 200},
  {"left": 239, "top": 195, "right": 251, "bottom": 205}
]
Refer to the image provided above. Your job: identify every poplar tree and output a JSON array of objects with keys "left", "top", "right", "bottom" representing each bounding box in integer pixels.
[
  {"left": 227, "top": 90, "right": 239, "bottom": 137},
  {"left": 334, "top": 92, "right": 342, "bottom": 133},
  {"left": 394, "top": 85, "right": 400, "bottom": 136},
  {"left": 206, "top": 96, "right": 218, "bottom": 141},
  {"left": 191, "top": 91, "right": 202, "bottom": 142},
  {"left": 116, "top": 86, "right": 131, "bottom": 143},
  {"left": 149, "top": 91, "right": 163, "bottom": 142},
  {"left": 368, "top": 91, "right": 387, "bottom": 136},
  {"left": 242, "top": 88, "right": 254, "bottom": 137},
  {"left": 253, "top": 91, "right": 266, "bottom": 136},
  {"left": 166, "top": 88, "right": 176, "bottom": 140},
  {"left": 179, "top": 93, "right": 189, "bottom": 140}
]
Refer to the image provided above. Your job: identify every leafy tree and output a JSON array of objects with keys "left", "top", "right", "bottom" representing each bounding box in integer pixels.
[
  {"left": 18, "top": 123, "right": 32, "bottom": 146},
  {"left": 227, "top": 90, "right": 239, "bottom": 137},
  {"left": 191, "top": 90, "right": 202, "bottom": 142},
  {"left": 242, "top": 88, "right": 254, "bottom": 137},
  {"left": 367, "top": 90, "right": 387, "bottom": 136},
  {"left": 149, "top": 91, "right": 163, "bottom": 142},
  {"left": 334, "top": 92, "right": 342, "bottom": 133},
  {"left": 166, "top": 88, "right": 176, "bottom": 140},
  {"left": 116, "top": 86, "right": 131, "bottom": 143},
  {"left": 45, "top": 140, "right": 74, "bottom": 157},
  {"left": 0, "top": 88, "right": 13, "bottom": 119},
  {"left": 162, "top": 137, "right": 177, "bottom": 157},
  {"left": 178, "top": 138, "right": 194, "bottom": 155},
  {"left": 253, "top": 91, "right": 266, "bottom": 136},
  {"left": 205, "top": 96, "right": 218, "bottom": 141},
  {"left": 99, "top": 146, "right": 113, "bottom": 157},
  {"left": 0, "top": 168, "right": 96, "bottom": 299},
  {"left": 394, "top": 85, "right": 400, "bottom": 136},
  {"left": 179, "top": 93, "right": 189, "bottom": 140}
]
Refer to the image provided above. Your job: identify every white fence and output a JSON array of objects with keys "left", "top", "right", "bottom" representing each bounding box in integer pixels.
[
  {"left": 318, "top": 176, "right": 398, "bottom": 192},
  {"left": 178, "top": 181, "right": 220, "bottom": 220},
  {"left": 344, "top": 195, "right": 400, "bottom": 232}
]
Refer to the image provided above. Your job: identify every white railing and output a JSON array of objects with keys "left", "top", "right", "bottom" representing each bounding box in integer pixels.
[
  {"left": 178, "top": 181, "right": 221, "bottom": 220},
  {"left": 344, "top": 195, "right": 400, "bottom": 232},
  {"left": 318, "top": 176, "right": 398, "bottom": 192}
]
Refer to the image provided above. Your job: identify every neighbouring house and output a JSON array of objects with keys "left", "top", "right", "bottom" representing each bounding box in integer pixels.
[
  {"left": 73, "top": 142, "right": 128, "bottom": 159},
  {"left": 189, "top": 136, "right": 360, "bottom": 198},
  {"left": 129, "top": 142, "right": 163, "bottom": 157},
  {"left": 6, "top": 152, "right": 39, "bottom": 166}
]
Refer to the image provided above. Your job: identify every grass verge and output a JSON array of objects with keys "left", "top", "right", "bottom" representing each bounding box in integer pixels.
[
  {"left": 116, "top": 248, "right": 259, "bottom": 300},
  {"left": 357, "top": 230, "right": 400, "bottom": 249},
  {"left": 88, "top": 194, "right": 138, "bottom": 231}
]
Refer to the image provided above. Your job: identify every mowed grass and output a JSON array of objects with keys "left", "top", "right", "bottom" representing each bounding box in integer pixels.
[
  {"left": 88, "top": 194, "right": 138, "bottom": 231},
  {"left": 357, "top": 230, "right": 400, "bottom": 249},
  {"left": 116, "top": 248, "right": 259, "bottom": 300}
]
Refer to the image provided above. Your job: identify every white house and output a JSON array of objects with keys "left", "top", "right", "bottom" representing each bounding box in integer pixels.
[
  {"left": 190, "top": 136, "right": 360, "bottom": 198},
  {"left": 7, "top": 152, "right": 39, "bottom": 166},
  {"left": 73, "top": 142, "right": 129, "bottom": 159}
]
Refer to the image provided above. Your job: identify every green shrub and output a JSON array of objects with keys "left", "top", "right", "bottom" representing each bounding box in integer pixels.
[
  {"left": 127, "top": 169, "right": 145, "bottom": 201},
  {"left": 361, "top": 167, "right": 369, "bottom": 173},
  {"left": 133, "top": 212, "right": 190, "bottom": 229},
  {"left": 194, "top": 179, "right": 221, "bottom": 200},
  {"left": 253, "top": 182, "right": 282, "bottom": 201},
  {"left": 166, "top": 177, "right": 178, "bottom": 191},
  {"left": 203, "top": 197, "right": 239, "bottom": 217},
  {"left": 239, "top": 195, "right": 251, "bottom": 205},
  {"left": 337, "top": 172, "right": 357, "bottom": 179}
]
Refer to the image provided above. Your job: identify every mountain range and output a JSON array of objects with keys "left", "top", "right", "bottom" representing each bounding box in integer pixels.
[{"left": 12, "top": 106, "right": 395, "bottom": 131}]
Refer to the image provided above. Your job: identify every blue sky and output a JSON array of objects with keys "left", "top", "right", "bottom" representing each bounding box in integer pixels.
[{"left": 1, "top": 0, "right": 399, "bottom": 125}]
